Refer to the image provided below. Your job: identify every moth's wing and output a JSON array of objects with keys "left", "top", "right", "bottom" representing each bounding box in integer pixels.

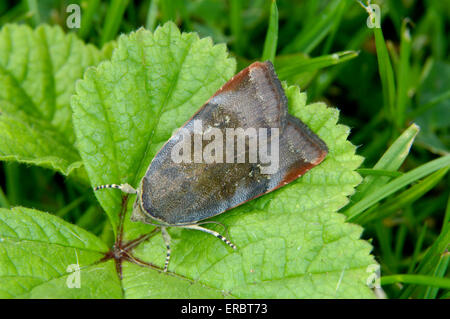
[
  {"left": 138, "top": 60, "right": 289, "bottom": 225},
  {"left": 269, "top": 114, "right": 328, "bottom": 189},
  {"left": 204, "top": 60, "right": 287, "bottom": 131},
  {"left": 140, "top": 115, "right": 328, "bottom": 225}
]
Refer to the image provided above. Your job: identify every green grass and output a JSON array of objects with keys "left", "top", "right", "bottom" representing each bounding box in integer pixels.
[
  {"left": 0, "top": 0, "right": 448, "bottom": 299},
  {"left": 261, "top": 0, "right": 278, "bottom": 62}
]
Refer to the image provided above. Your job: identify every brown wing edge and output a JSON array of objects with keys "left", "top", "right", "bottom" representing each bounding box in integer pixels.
[
  {"left": 277, "top": 115, "right": 328, "bottom": 188},
  {"left": 260, "top": 60, "right": 288, "bottom": 120}
]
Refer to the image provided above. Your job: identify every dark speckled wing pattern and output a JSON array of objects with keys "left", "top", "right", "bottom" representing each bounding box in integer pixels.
[{"left": 139, "top": 61, "right": 328, "bottom": 225}]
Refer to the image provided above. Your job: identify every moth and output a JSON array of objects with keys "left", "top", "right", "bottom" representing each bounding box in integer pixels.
[{"left": 95, "top": 61, "right": 328, "bottom": 272}]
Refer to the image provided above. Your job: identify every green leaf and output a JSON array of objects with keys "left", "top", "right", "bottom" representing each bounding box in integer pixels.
[
  {"left": 0, "top": 112, "right": 83, "bottom": 176},
  {"left": 122, "top": 262, "right": 229, "bottom": 298},
  {"left": 0, "top": 207, "right": 121, "bottom": 298},
  {"left": 72, "top": 22, "right": 376, "bottom": 298},
  {"left": 0, "top": 24, "right": 110, "bottom": 177}
]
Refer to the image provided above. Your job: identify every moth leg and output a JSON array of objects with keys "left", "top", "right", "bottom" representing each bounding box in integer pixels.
[
  {"left": 93, "top": 183, "right": 137, "bottom": 194},
  {"left": 196, "top": 220, "right": 231, "bottom": 241},
  {"left": 161, "top": 226, "right": 171, "bottom": 272},
  {"left": 181, "top": 224, "right": 237, "bottom": 250}
]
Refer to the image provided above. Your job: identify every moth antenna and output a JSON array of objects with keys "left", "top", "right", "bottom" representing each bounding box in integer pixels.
[
  {"left": 181, "top": 224, "right": 237, "bottom": 250},
  {"left": 93, "top": 183, "right": 137, "bottom": 194}
]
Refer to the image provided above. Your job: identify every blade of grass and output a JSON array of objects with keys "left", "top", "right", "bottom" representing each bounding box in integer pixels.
[
  {"left": 356, "top": 168, "right": 403, "bottom": 178},
  {"left": 358, "top": 130, "right": 392, "bottom": 166},
  {"left": 321, "top": 0, "right": 349, "bottom": 54},
  {"left": 407, "top": 224, "right": 427, "bottom": 274},
  {"left": 416, "top": 195, "right": 448, "bottom": 222},
  {"left": 301, "top": 0, "right": 321, "bottom": 28},
  {"left": 230, "top": 0, "right": 244, "bottom": 55},
  {"left": 282, "top": 0, "right": 342, "bottom": 54},
  {"left": 125, "top": 1, "right": 137, "bottom": 27},
  {"left": 376, "top": 222, "right": 396, "bottom": 272},
  {"left": 0, "top": 1, "right": 26, "bottom": 25},
  {"left": 272, "top": 53, "right": 315, "bottom": 88},
  {"left": 351, "top": 111, "right": 384, "bottom": 145},
  {"left": 346, "top": 155, "right": 450, "bottom": 221},
  {"left": 4, "top": 162, "right": 20, "bottom": 206},
  {"left": 55, "top": 195, "right": 87, "bottom": 218},
  {"left": 261, "top": 0, "right": 278, "bottom": 63},
  {"left": 100, "top": 0, "right": 129, "bottom": 46},
  {"left": 374, "top": 23, "right": 397, "bottom": 120},
  {"left": 177, "top": 0, "right": 192, "bottom": 31},
  {"left": 349, "top": 123, "right": 420, "bottom": 204},
  {"left": 146, "top": 0, "right": 159, "bottom": 31},
  {"left": 444, "top": 193, "right": 450, "bottom": 231},
  {"left": 359, "top": 1, "right": 396, "bottom": 120},
  {"left": 355, "top": 167, "right": 449, "bottom": 224},
  {"left": 381, "top": 274, "right": 450, "bottom": 290},
  {"left": 76, "top": 205, "right": 105, "bottom": 231},
  {"left": 415, "top": 223, "right": 450, "bottom": 276},
  {"left": 310, "top": 6, "right": 384, "bottom": 100},
  {"left": 387, "top": 40, "right": 399, "bottom": 68},
  {"left": 283, "top": 0, "right": 341, "bottom": 53},
  {"left": 423, "top": 252, "right": 450, "bottom": 299},
  {"left": 426, "top": 3, "right": 446, "bottom": 60},
  {"left": 409, "top": 89, "right": 450, "bottom": 119},
  {"left": 399, "top": 226, "right": 450, "bottom": 298},
  {"left": 26, "top": 0, "right": 40, "bottom": 26},
  {"left": 0, "top": 186, "right": 9, "bottom": 208},
  {"left": 79, "top": 0, "right": 101, "bottom": 40},
  {"left": 159, "top": 0, "right": 177, "bottom": 22},
  {"left": 276, "top": 51, "right": 359, "bottom": 81},
  {"left": 0, "top": 1, "right": 7, "bottom": 14},
  {"left": 395, "top": 223, "right": 408, "bottom": 262},
  {"left": 65, "top": 182, "right": 83, "bottom": 218},
  {"left": 386, "top": 0, "right": 403, "bottom": 32},
  {"left": 395, "top": 20, "right": 412, "bottom": 129},
  {"left": 440, "top": 292, "right": 450, "bottom": 299}
]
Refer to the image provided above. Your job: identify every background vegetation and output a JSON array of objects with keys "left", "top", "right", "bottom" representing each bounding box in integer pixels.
[{"left": 0, "top": 0, "right": 448, "bottom": 298}]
